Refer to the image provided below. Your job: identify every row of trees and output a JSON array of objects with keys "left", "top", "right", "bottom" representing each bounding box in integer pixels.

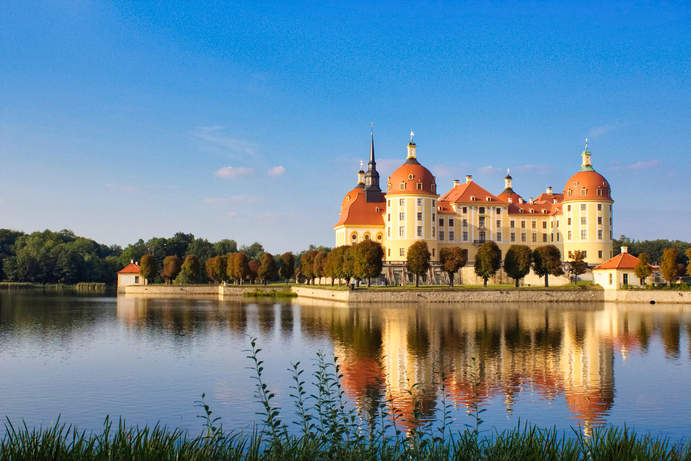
[{"left": 298, "top": 241, "right": 384, "bottom": 287}]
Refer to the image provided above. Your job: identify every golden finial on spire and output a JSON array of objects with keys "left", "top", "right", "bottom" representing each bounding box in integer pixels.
[
  {"left": 584, "top": 137, "right": 590, "bottom": 152},
  {"left": 409, "top": 129, "right": 415, "bottom": 143}
]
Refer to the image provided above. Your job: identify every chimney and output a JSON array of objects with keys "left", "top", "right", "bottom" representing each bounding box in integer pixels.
[
  {"left": 546, "top": 186, "right": 553, "bottom": 194},
  {"left": 453, "top": 179, "right": 460, "bottom": 187},
  {"left": 130, "top": 259, "right": 134, "bottom": 264},
  {"left": 529, "top": 197, "right": 534, "bottom": 204},
  {"left": 518, "top": 198, "right": 523, "bottom": 204},
  {"left": 465, "top": 175, "right": 473, "bottom": 183},
  {"left": 508, "top": 197, "right": 513, "bottom": 203},
  {"left": 621, "top": 246, "right": 628, "bottom": 254}
]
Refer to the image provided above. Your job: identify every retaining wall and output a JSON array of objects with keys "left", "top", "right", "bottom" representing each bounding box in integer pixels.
[{"left": 604, "top": 289, "right": 691, "bottom": 305}]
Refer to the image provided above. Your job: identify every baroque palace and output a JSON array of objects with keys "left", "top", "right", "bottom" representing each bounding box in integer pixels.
[{"left": 334, "top": 132, "right": 614, "bottom": 284}]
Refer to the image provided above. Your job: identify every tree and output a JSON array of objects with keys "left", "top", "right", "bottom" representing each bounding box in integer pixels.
[
  {"left": 258, "top": 252, "right": 277, "bottom": 285},
  {"left": 248, "top": 260, "right": 259, "bottom": 283},
  {"left": 325, "top": 246, "right": 346, "bottom": 285},
  {"left": 474, "top": 241, "right": 502, "bottom": 287},
  {"left": 300, "top": 250, "right": 317, "bottom": 284},
  {"left": 567, "top": 250, "right": 587, "bottom": 283},
  {"left": 229, "top": 252, "right": 250, "bottom": 284},
  {"left": 279, "top": 252, "right": 295, "bottom": 282},
  {"left": 439, "top": 247, "right": 467, "bottom": 287},
  {"left": 407, "top": 241, "right": 431, "bottom": 288},
  {"left": 532, "top": 245, "right": 564, "bottom": 287},
  {"left": 687, "top": 249, "right": 691, "bottom": 276},
  {"left": 313, "top": 251, "right": 328, "bottom": 284},
  {"left": 504, "top": 245, "right": 532, "bottom": 288},
  {"left": 660, "top": 248, "right": 679, "bottom": 286},
  {"left": 139, "top": 254, "right": 157, "bottom": 283},
  {"left": 175, "top": 255, "right": 200, "bottom": 284},
  {"left": 341, "top": 246, "right": 355, "bottom": 285},
  {"left": 205, "top": 256, "right": 225, "bottom": 283},
  {"left": 241, "top": 242, "right": 265, "bottom": 262},
  {"left": 635, "top": 252, "right": 652, "bottom": 286},
  {"left": 214, "top": 239, "right": 238, "bottom": 256},
  {"left": 161, "top": 255, "right": 182, "bottom": 284},
  {"left": 353, "top": 240, "right": 384, "bottom": 287}
]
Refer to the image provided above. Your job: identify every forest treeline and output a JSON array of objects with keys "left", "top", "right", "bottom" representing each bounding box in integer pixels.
[{"left": 0, "top": 229, "right": 326, "bottom": 285}]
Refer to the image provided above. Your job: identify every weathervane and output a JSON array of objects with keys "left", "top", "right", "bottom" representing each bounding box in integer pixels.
[
  {"left": 584, "top": 137, "right": 589, "bottom": 152},
  {"left": 506, "top": 168, "right": 510, "bottom": 176},
  {"left": 409, "top": 129, "right": 415, "bottom": 143}
]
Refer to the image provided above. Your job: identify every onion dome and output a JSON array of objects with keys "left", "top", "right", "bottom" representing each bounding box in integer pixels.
[
  {"left": 563, "top": 139, "right": 612, "bottom": 202},
  {"left": 386, "top": 131, "right": 437, "bottom": 196},
  {"left": 334, "top": 186, "right": 384, "bottom": 227}
]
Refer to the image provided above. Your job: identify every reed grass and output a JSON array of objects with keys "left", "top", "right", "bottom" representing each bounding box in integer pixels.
[{"left": 1, "top": 338, "right": 690, "bottom": 460}]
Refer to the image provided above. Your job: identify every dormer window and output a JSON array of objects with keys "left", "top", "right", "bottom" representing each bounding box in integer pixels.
[
  {"left": 568, "top": 190, "right": 573, "bottom": 197},
  {"left": 400, "top": 182, "right": 406, "bottom": 190},
  {"left": 470, "top": 196, "right": 476, "bottom": 201},
  {"left": 486, "top": 197, "right": 491, "bottom": 202},
  {"left": 581, "top": 188, "right": 587, "bottom": 196},
  {"left": 417, "top": 182, "right": 423, "bottom": 191},
  {"left": 530, "top": 209, "right": 535, "bottom": 214}
]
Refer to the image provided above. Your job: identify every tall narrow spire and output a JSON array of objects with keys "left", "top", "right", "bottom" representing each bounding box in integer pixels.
[
  {"left": 406, "top": 129, "right": 417, "bottom": 161},
  {"left": 581, "top": 137, "right": 594, "bottom": 171},
  {"left": 364, "top": 128, "right": 383, "bottom": 202}
]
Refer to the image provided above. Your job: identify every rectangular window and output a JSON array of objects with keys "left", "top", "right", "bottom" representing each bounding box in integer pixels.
[
  {"left": 521, "top": 221, "right": 526, "bottom": 229},
  {"left": 532, "top": 233, "right": 537, "bottom": 242},
  {"left": 449, "top": 218, "right": 454, "bottom": 227},
  {"left": 557, "top": 233, "right": 560, "bottom": 241},
  {"left": 463, "top": 219, "right": 468, "bottom": 227},
  {"left": 438, "top": 218, "right": 443, "bottom": 226},
  {"left": 532, "top": 221, "right": 536, "bottom": 229},
  {"left": 463, "top": 231, "right": 468, "bottom": 241},
  {"left": 511, "top": 232, "right": 515, "bottom": 242},
  {"left": 399, "top": 227, "right": 405, "bottom": 237},
  {"left": 387, "top": 227, "right": 391, "bottom": 237},
  {"left": 598, "top": 216, "right": 602, "bottom": 225},
  {"left": 496, "top": 208, "right": 501, "bottom": 214},
  {"left": 387, "top": 214, "right": 391, "bottom": 222},
  {"left": 135, "top": 276, "right": 140, "bottom": 284},
  {"left": 551, "top": 233, "right": 554, "bottom": 242},
  {"left": 598, "top": 250, "right": 603, "bottom": 258},
  {"left": 399, "top": 212, "right": 405, "bottom": 221},
  {"left": 521, "top": 233, "right": 527, "bottom": 242},
  {"left": 567, "top": 205, "right": 571, "bottom": 212},
  {"left": 432, "top": 213, "right": 435, "bottom": 221},
  {"left": 510, "top": 220, "right": 515, "bottom": 228},
  {"left": 399, "top": 199, "right": 404, "bottom": 206},
  {"left": 496, "top": 232, "right": 502, "bottom": 242},
  {"left": 400, "top": 248, "right": 405, "bottom": 257},
  {"left": 567, "top": 231, "right": 572, "bottom": 240},
  {"left": 417, "top": 212, "right": 422, "bottom": 221},
  {"left": 417, "top": 183, "right": 423, "bottom": 190},
  {"left": 581, "top": 216, "right": 586, "bottom": 225},
  {"left": 417, "top": 226, "right": 423, "bottom": 237},
  {"left": 581, "top": 204, "right": 586, "bottom": 211},
  {"left": 479, "top": 216, "right": 485, "bottom": 228},
  {"left": 462, "top": 207, "right": 467, "bottom": 213},
  {"left": 387, "top": 200, "right": 390, "bottom": 207},
  {"left": 439, "top": 231, "right": 444, "bottom": 241},
  {"left": 581, "top": 230, "right": 587, "bottom": 240},
  {"left": 449, "top": 231, "right": 455, "bottom": 241},
  {"left": 598, "top": 229, "right": 603, "bottom": 240},
  {"left": 479, "top": 207, "right": 485, "bottom": 214},
  {"left": 542, "top": 221, "right": 547, "bottom": 229},
  {"left": 432, "top": 227, "right": 435, "bottom": 237},
  {"left": 496, "top": 220, "right": 501, "bottom": 228},
  {"left": 568, "top": 218, "right": 572, "bottom": 225},
  {"left": 400, "top": 183, "right": 406, "bottom": 190},
  {"left": 479, "top": 230, "right": 486, "bottom": 241},
  {"left": 542, "top": 233, "right": 547, "bottom": 242},
  {"left": 432, "top": 200, "right": 436, "bottom": 206},
  {"left": 417, "top": 198, "right": 422, "bottom": 206},
  {"left": 598, "top": 204, "right": 602, "bottom": 211},
  {"left": 388, "top": 248, "right": 391, "bottom": 256}
]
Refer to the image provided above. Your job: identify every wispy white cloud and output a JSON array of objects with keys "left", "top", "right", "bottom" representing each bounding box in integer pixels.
[
  {"left": 516, "top": 164, "right": 552, "bottom": 174},
  {"left": 477, "top": 165, "right": 502, "bottom": 176},
  {"left": 268, "top": 165, "right": 286, "bottom": 176},
  {"left": 628, "top": 160, "right": 660, "bottom": 170},
  {"left": 214, "top": 166, "right": 254, "bottom": 178},
  {"left": 204, "top": 195, "right": 261, "bottom": 205},
  {"left": 192, "top": 126, "right": 258, "bottom": 157},
  {"left": 588, "top": 122, "right": 627, "bottom": 138}
]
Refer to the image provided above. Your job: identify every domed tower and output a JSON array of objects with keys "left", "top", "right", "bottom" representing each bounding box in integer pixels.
[
  {"left": 384, "top": 131, "right": 439, "bottom": 263},
  {"left": 561, "top": 139, "right": 614, "bottom": 265}
]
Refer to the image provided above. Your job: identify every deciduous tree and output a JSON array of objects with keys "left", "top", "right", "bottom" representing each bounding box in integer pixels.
[
  {"left": 258, "top": 252, "right": 277, "bottom": 285},
  {"left": 325, "top": 246, "right": 345, "bottom": 285},
  {"left": 205, "top": 256, "right": 225, "bottom": 283},
  {"left": 635, "top": 252, "right": 652, "bottom": 286},
  {"left": 567, "top": 250, "right": 587, "bottom": 283},
  {"left": 353, "top": 240, "right": 384, "bottom": 287},
  {"left": 532, "top": 245, "right": 564, "bottom": 287},
  {"left": 279, "top": 252, "right": 295, "bottom": 282},
  {"left": 313, "top": 251, "right": 328, "bottom": 284},
  {"left": 161, "top": 255, "right": 182, "bottom": 284},
  {"left": 175, "top": 255, "right": 200, "bottom": 284},
  {"left": 504, "top": 245, "right": 532, "bottom": 288},
  {"left": 687, "top": 249, "right": 691, "bottom": 276},
  {"left": 407, "top": 241, "right": 431, "bottom": 288},
  {"left": 248, "top": 260, "right": 259, "bottom": 283},
  {"left": 439, "top": 247, "right": 467, "bottom": 287},
  {"left": 300, "top": 250, "right": 317, "bottom": 284},
  {"left": 139, "top": 254, "right": 156, "bottom": 284},
  {"left": 660, "top": 248, "right": 679, "bottom": 286},
  {"left": 474, "top": 241, "right": 502, "bottom": 287}
]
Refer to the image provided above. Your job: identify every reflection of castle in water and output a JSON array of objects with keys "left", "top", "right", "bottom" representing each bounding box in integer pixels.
[{"left": 115, "top": 296, "right": 689, "bottom": 433}]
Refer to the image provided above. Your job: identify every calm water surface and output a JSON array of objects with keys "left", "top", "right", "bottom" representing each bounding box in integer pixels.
[{"left": 1, "top": 292, "right": 690, "bottom": 440}]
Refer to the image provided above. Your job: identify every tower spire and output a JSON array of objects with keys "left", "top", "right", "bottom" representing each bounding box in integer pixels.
[
  {"left": 364, "top": 126, "right": 383, "bottom": 202},
  {"left": 406, "top": 129, "right": 417, "bottom": 161},
  {"left": 581, "top": 137, "right": 594, "bottom": 171}
]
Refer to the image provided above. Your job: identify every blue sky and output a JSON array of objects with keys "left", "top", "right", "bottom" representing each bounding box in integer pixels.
[{"left": 1, "top": 1, "right": 689, "bottom": 253}]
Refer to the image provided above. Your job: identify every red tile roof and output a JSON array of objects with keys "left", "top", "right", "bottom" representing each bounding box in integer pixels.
[
  {"left": 118, "top": 263, "right": 140, "bottom": 274},
  {"left": 593, "top": 252, "right": 640, "bottom": 270},
  {"left": 334, "top": 186, "right": 385, "bottom": 227},
  {"left": 439, "top": 181, "right": 501, "bottom": 204}
]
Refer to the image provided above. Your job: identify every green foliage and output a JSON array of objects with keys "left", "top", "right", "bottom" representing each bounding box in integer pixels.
[
  {"left": 214, "top": 239, "right": 238, "bottom": 256},
  {"left": 325, "top": 246, "right": 345, "bottom": 285},
  {"left": 635, "top": 253, "right": 653, "bottom": 285},
  {"left": 439, "top": 247, "right": 467, "bottom": 287},
  {"left": 299, "top": 250, "right": 317, "bottom": 283},
  {"left": 353, "top": 240, "right": 384, "bottom": 287},
  {"left": 312, "top": 251, "right": 328, "bottom": 281},
  {"left": 258, "top": 252, "right": 277, "bottom": 284},
  {"left": 407, "top": 241, "right": 431, "bottom": 288},
  {"left": 161, "top": 255, "right": 182, "bottom": 284},
  {"left": 661, "top": 248, "right": 679, "bottom": 286},
  {"left": 504, "top": 245, "right": 532, "bottom": 287},
  {"left": 278, "top": 252, "right": 295, "bottom": 282},
  {"left": 686, "top": 249, "right": 691, "bottom": 276},
  {"left": 474, "top": 241, "right": 502, "bottom": 287},
  {"left": 139, "top": 254, "right": 157, "bottom": 283},
  {"left": 532, "top": 245, "right": 564, "bottom": 287},
  {"left": 614, "top": 236, "right": 691, "bottom": 265},
  {"left": 567, "top": 250, "right": 588, "bottom": 282},
  {"left": 231, "top": 253, "right": 250, "bottom": 284},
  {"left": 241, "top": 242, "right": 265, "bottom": 262},
  {"left": 175, "top": 255, "right": 201, "bottom": 284}
]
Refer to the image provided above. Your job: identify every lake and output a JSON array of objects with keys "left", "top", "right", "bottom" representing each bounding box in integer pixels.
[{"left": 1, "top": 292, "right": 690, "bottom": 440}]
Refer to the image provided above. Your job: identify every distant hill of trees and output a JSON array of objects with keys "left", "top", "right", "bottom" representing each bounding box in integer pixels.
[
  {"left": 0, "top": 229, "right": 309, "bottom": 285},
  {"left": 613, "top": 236, "right": 690, "bottom": 265}
]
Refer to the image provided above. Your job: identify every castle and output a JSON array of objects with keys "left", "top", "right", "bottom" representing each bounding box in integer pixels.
[{"left": 334, "top": 132, "right": 614, "bottom": 284}]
